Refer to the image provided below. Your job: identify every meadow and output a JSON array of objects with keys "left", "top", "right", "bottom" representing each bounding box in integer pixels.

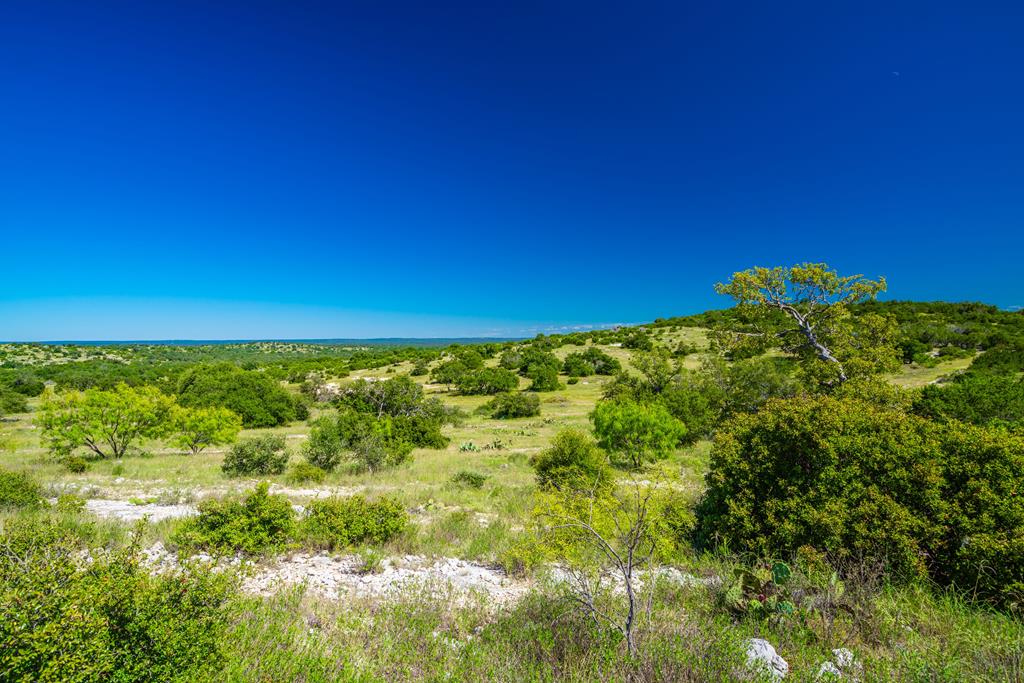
[{"left": 2, "top": 285, "right": 1023, "bottom": 682}]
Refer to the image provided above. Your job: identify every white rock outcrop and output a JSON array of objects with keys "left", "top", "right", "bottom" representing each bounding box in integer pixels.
[{"left": 746, "top": 638, "right": 788, "bottom": 679}]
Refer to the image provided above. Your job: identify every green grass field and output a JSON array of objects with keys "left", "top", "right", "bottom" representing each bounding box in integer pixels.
[{"left": 3, "top": 335, "right": 1021, "bottom": 681}]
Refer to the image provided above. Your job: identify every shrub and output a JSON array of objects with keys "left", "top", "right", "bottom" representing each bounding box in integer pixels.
[
  {"left": 913, "top": 373, "right": 1024, "bottom": 428},
  {"left": 1, "top": 517, "right": 235, "bottom": 682},
  {"left": 56, "top": 493, "right": 87, "bottom": 513},
  {"left": 591, "top": 399, "right": 687, "bottom": 468},
  {"left": 174, "top": 483, "right": 296, "bottom": 555},
  {"left": 0, "top": 468, "right": 44, "bottom": 509},
  {"left": 456, "top": 367, "right": 519, "bottom": 395},
  {"left": 302, "top": 495, "right": 407, "bottom": 549},
  {"left": 177, "top": 363, "right": 297, "bottom": 428},
  {"left": 221, "top": 435, "right": 289, "bottom": 477},
  {"left": 449, "top": 470, "right": 488, "bottom": 489},
  {"left": 303, "top": 413, "right": 365, "bottom": 471},
  {"left": 286, "top": 460, "right": 326, "bottom": 485},
  {"left": 0, "top": 386, "right": 28, "bottom": 414},
  {"left": 562, "top": 347, "right": 621, "bottom": 377},
  {"left": 971, "top": 341, "right": 1024, "bottom": 375},
  {"left": 483, "top": 392, "right": 541, "bottom": 419},
  {"left": 527, "top": 365, "right": 563, "bottom": 392},
  {"left": 695, "top": 395, "right": 1024, "bottom": 607},
  {"left": 336, "top": 375, "right": 426, "bottom": 417},
  {"left": 64, "top": 455, "right": 89, "bottom": 473},
  {"left": 530, "top": 429, "right": 612, "bottom": 491}
]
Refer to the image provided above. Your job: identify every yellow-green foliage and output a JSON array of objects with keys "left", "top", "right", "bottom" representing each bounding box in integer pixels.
[
  {"left": 302, "top": 495, "right": 408, "bottom": 550},
  {"left": 35, "top": 383, "right": 175, "bottom": 459},
  {"left": 1, "top": 516, "right": 235, "bottom": 682},
  {"left": 696, "top": 395, "right": 1024, "bottom": 607},
  {"left": 221, "top": 435, "right": 289, "bottom": 477},
  {"left": 529, "top": 429, "right": 612, "bottom": 492},
  {"left": 0, "top": 468, "right": 44, "bottom": 509},
  {"left": 170, "top": 405, "right": 242, "bottom": 455},
  {"left": 174, "top": 483, "right": 296, "bottom": 555}
]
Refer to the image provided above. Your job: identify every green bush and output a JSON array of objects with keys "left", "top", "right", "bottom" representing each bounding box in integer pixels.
[
  {"left": 221, "top": 435, "right": 289, "bottom": 477},
  {"left": 695, "top": 396, "right": 1024, "bottom": 608},
  {"left": 449, "top": 469, "right": 488, "bottom": 489},
  {"left": 456, "top": 367, "right": 519, "bottom": 395},
  {"left": 0, "top": 468, "right": 44, "bottom": 509},
  {"left": 530, "top": 429, "right": 612, "bottom": 492},
  {"left": 913, "top": 373, "right": 1024, "bottom": 428},
  {"left": 56, "top": 493, "right": 87, "bottom": 513},
  {"left": 562, "top": 347, "right": 621, "bottom": 377},
  {"left": 64, "top": 455, "right": 89, "bottom": 473},
  {"left": 1, "top": 516, "right": 235, "bottom": 682},
  {"left": 483, "top": 392, "right": 541, "bottom": 419},
  {"left": 526, "top": 365, "right": 563, "bottom": 392},
  {"left": 591, "top": 399, "right": 687, "bottom": 468},
  {"left": 286, "top": 460, "right": 326, "bottom": 485},
  {"left": 177, "top": 363, "right": 297, "bottom": 428},
  {"left": 0, "top": 386, "right": 28, "bottom": 414},
  {"left": 302, "top": 495, "right": 408, "bottom": 550},
  {"left": 174, "top": 483, "right": 296, "bottom": 555}
]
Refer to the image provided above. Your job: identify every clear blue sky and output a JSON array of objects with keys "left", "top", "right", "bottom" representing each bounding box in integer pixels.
[{"left": 2, "top": 1, "right": 1022, "bottom": 340}]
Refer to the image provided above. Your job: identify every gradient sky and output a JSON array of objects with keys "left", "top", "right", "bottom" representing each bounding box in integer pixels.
[{"left": 2, "top": 1, "right": 1023, "bottom": 340}]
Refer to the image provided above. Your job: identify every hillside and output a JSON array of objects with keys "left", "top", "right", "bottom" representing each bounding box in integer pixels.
[{"left": 2, "top": 298, "right": 1022, "bottom": 681}]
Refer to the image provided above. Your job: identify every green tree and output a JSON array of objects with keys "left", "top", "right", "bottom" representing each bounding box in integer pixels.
[
  {"left": 527, "top": 365, "right": 563, "bottom": 392},
  {"left": 177, "top": 363, "right": 297, "bottom": 428},
  {"left": 456, "top": 367, "right": 519, "bottom": 395},
  {"left": 171, "top": 406, "right": 243, "bottom": 455},
  {"left": 713, "top": 263, "right": 898, "bottom": 386},
  {"left": 530, "top": 429, "right": 612, "bottom": 491},
  {"left": 36, "top": 384, "right": 174, "bottom": 459},
  {"left": 695, "top": 395, "right": 1024, "bottom": 607},
  {"left": 591, "top": 400, "right": 687, "bottom": 468}
]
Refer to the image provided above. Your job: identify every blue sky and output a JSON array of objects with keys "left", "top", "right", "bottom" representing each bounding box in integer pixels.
[{"left": 2, "top": 1, "right": 1022, "bottom": 340}]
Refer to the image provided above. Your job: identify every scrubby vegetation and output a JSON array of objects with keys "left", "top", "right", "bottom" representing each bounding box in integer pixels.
[
  {"left": 303, "top": 495, "right": 408, "bottom": 549},
  {"left": 3, "top": 262, "right": 1024, "bottom": 680},
  {"left": 221, "top": 435, "right": 290, "bottom": 477}
]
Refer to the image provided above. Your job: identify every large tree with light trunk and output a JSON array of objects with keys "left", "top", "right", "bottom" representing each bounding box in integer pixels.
[{"left": 713, "top": 263, "right": 900, "bottom": 387}]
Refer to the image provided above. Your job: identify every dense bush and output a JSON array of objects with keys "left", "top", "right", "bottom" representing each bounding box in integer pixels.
[
  {"left": 305, "top": 404, "right": 444, "bottom": 472},
  {"left": 221, "top": 435, "right": 289, "bottom": 477},
  {"left": 174, "top": 483, "right": 296, "bottom": 554},
  {"left": 177, "top": 363, "right": 298, "bottom": 428},
  {"left": 591, "top": 399, "right": 687, "bottom": 468},
  {"left": 914, "top": 373, "right": 1024, "bottom": 427},
  {"left": 526, "top": 365, "right": 563, "bottom": 392},
  {"left": 562, "top": 347, "right": 621, "bottom": 377},
  {"left": 456, "top": 367, "right": 519, "bottom": 395},
  {"left": 0, "top": 386, "right": 28, "bottom": 415},
  {"left": 64, "top": 455, "right": 89, "bottom": 473},
  {"left": 695, "top": 396, "right": 1024, "bottom": 607},
  {"left": 286, "top": 460, "right": 326, "bottom": 484},
  {"left": 530, "top": 429, "right": 611, "bottom": 491},
  {"left": 1, "top": 516, "right": 235, "bottom": 682},
  {"left": 518, "top": 349, "right": 562, "bottom": 377},
  {"left": 302, "top": 495, "right": 408, "bottom": 549},
  {"left": 970, "top": 341, "right": 1024, "bottom": 375},
  {"left": 483, "top": 391, "right": 541, "bottom": 419},
  {"left": 0, "top": 370, "right": 46, "bottom": 397},
  {"left": 0, "top": 468, "right": 44, "bottom": 508},
  {"left": 336, "top": 376, "right": 425, "bottom": 417}
]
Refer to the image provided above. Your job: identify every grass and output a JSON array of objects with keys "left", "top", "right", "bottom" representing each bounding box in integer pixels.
[{"left": 3, "top": 335, "right": 1022, "bottom": 681}]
